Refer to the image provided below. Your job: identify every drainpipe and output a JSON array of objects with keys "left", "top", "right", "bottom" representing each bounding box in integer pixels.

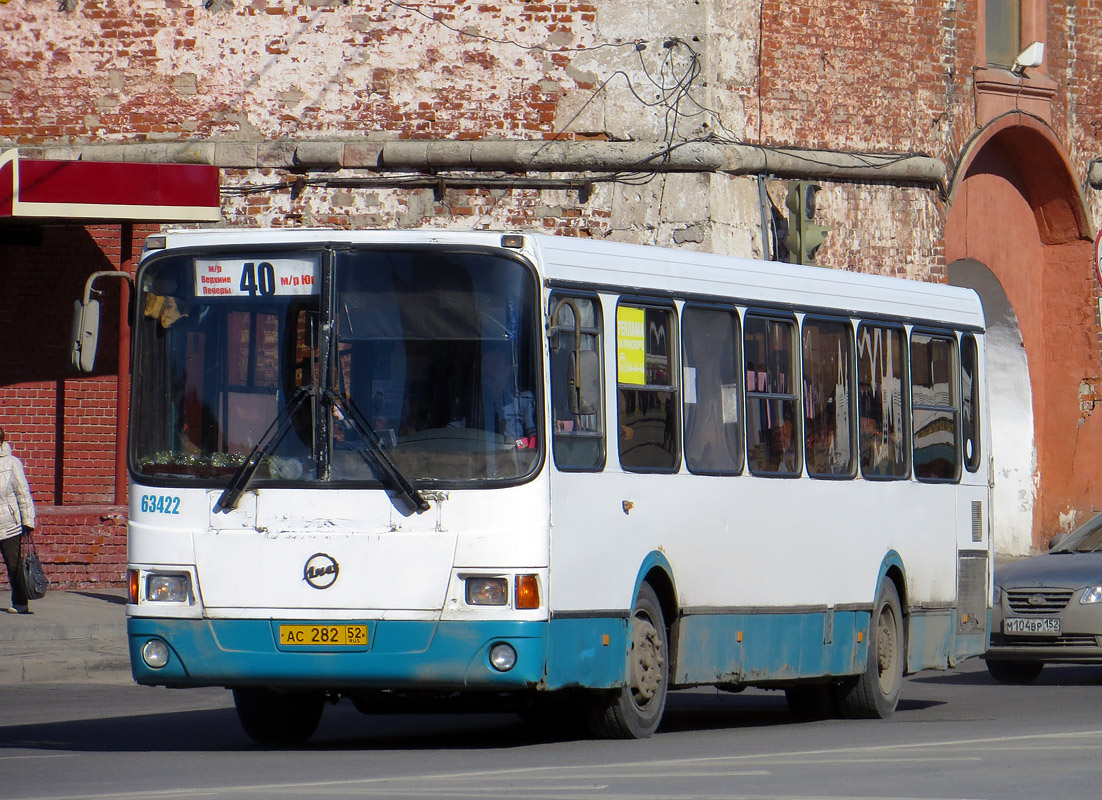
[{"left": 116, "top": 224, "right": 132, "bottom": 506}]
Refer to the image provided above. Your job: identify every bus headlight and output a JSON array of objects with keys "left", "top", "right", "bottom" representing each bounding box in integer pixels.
[
  {"left": 146, "top": 573, "right": 191, "bottom": 603},
  {"left": 465, "top": 577, "right": 508, "bottom": 606},
  {"left": 142, "top": 639, "right": 170, "bottom": 669}
]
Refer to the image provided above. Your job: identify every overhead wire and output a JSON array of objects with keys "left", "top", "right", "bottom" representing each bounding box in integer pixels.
[{"left": 223, "top": 4, "right": 937, "bottom": 200}]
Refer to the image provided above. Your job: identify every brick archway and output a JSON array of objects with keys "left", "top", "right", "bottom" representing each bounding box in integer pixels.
[{"left": 945, "top": 113, "right": 1100, "bottom": 549}]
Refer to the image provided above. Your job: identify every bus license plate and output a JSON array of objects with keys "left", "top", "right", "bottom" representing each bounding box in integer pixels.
[
  {"left": 279, "top": 624, "right": 368, "bottom": 647},
  {"left": 1003, "top": 617, "right": 1060, "bottom": 635}
]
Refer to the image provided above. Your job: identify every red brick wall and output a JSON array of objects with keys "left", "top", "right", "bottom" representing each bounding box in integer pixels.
[
  {"left": 1, "top": 1, "right": 1101, "bottom": 563},
  {"left": 0, "top": 507, "right": 127, "bottom": 592},
  {"left": 0, "top": 223, "right": 153, "bottom": 589}
]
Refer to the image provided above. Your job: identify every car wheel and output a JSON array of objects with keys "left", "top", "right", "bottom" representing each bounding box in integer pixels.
[{"left": 985, "top": 659, "right": 1044, "bottom": 685}]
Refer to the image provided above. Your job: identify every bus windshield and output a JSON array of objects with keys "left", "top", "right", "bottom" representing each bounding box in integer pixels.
[{"left": 131, "top": 246, "right": 541, "bottom": 487}]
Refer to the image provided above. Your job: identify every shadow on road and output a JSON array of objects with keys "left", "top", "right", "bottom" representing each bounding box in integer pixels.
[
  {"left": 910, "top": 662, "right": 1102, "bottom": 687},
  {"left": 0, "top": 688, "right": 910, "bottom": 753}
]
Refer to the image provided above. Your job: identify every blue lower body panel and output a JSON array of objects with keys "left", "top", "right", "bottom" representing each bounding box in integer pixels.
[
  {"left": 673, "top": 609, "right": 870, "bottom": 686},
  {"left": 128, "top": 616, "right": 630, "bottom": 691}
]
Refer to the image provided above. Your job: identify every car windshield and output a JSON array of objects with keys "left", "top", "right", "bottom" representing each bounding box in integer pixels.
[{"left": 1051, "top": 514, "right": 1102, "bottom": 553}]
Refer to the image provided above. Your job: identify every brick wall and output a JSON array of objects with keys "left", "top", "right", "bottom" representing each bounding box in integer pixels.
[
  {"left": 0, "top": 507, "right": 127, "bottom": 591},
  {"left": 0, "top": 223, "right": 152, "bottom": 589},
  {"left": 2, "top": 1, "right": 1102, "bottom": 565}
]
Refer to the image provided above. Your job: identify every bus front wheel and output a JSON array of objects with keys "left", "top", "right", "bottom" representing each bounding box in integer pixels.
[
  {"left": 583, "top": 582, "right": 669, "bottom": 739},
  {"left": 837, "top": 580, "right": 903, "bottom": 719},
  {"left": 232, "top": 687, "right": 326, "bottom": 746}
]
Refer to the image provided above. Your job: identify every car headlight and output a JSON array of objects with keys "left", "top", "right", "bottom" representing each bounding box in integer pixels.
[
  {"left": 146, "top": 573, "right": 191, "bottom": 603},
  {"left": 992, "top": 584, "right": 1002, "bottom": 604},
  {"left": 1081, "top": 585, "right": 1102, "bottom": 604}
]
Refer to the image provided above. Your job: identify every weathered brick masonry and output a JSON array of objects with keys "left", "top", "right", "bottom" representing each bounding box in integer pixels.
[{"left": 2, "top": 1, "right": 1102, "bottom": 577}]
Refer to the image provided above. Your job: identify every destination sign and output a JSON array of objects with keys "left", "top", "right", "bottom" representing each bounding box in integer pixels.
[{"left": 194, "top": 257, "right": 319, "bottom": 297}]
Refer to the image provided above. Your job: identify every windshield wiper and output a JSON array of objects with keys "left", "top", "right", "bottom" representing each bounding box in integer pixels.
[
  {"left": 326, "top": 388, "right": 430, "bottom": 514},
  {"left": 213, "top": 386, "right": 313, "bottom": 514}
]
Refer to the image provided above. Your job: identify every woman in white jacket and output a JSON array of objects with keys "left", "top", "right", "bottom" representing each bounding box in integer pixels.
[{"left": 0, "top": 427, "right": 36, "bottom": 614}]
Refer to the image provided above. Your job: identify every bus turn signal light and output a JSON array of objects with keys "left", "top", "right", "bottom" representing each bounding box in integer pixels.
[
  {"left": 128, "top": 569, "right": 140, "bottom": 605},
  {"left": 515, "top": 574, "right": 540, "bottom": 609}
]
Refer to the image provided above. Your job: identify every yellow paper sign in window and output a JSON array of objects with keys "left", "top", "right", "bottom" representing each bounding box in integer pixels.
[{"left": 617, "top": 306, "right": 646, "bottom": 386}]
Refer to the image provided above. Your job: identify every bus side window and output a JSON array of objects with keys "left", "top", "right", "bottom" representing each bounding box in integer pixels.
[
  {"left": 911, "top": 331, "right": 960, "bottom": 482},
  {"left": 617, "top": 302, "right": 679, "bottom": 472},
  {"left": 802, "top": 317, "right": 856, "bottom": 478},
  {"left": 961, "top": 333, "right": 981, "bottom": 472},
  {"left": 857, "top": 323, "right": 909, "bottom": 479},
  {"left": 683, "top": 306, "right": 742, "bottom": 475},
  {"left": 744, "top": 313, "right": 799, "bottom": 476},
  {"left": 549, "top": 294, "right": 605, "bottom": 470}
]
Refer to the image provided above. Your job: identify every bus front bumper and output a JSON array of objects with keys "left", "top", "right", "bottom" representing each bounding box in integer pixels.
[{"left": 127, "top": 616, "right": 628, "bottom": 691}]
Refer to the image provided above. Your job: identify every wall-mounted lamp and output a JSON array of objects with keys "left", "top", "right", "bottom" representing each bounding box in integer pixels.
[{"left": 1011, "top": 41, "right": 1044, "bottom": 76}]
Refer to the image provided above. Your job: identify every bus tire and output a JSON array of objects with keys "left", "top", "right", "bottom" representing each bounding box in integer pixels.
[
  {"left": 232, "top": 687, "right": 326, "bottom": 746},
  {"left": 985, "top": 659, "right": 1043, "bottom": 684},
  {"left": 583, "top": 583, "right": 669, "bottom": 739},
  {"left": 837, "top": 580, "right": 903, "bottom": 719}
]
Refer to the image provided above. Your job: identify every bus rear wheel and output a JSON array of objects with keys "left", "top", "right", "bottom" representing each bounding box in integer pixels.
[
  {"left": 837, "top": 580, "right": 903, "bottom": 719},
  {"left": 232, "top": 687, "right": 326, "bottom": 746},
  {"left": 583, "top": 583, "right": 669, "bottom": 739}
]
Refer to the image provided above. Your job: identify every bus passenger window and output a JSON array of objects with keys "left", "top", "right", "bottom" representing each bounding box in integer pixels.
[
  {"left": 744, "top": 314, "right": 799, "bottom": 476},
  {"left": 961, "top": 334, "right": 981, "bottom": 472},
  {"left": 549, "top": 295, "right": 605, "bottom": 470},
  {"left": 617, "top": 303, "right": 679, "bottom": 472},
  {"left": 857, "top": 324, "right": 909, "bottom": 479},
  {"left": 683, "top": 307, "right": 742, "bottom": 475},
  {"left": 802, "top": 317, "right": 855, "bottom": 478},
  {"left": 911, "top": 332, "right": 959, "bottom": 481}
]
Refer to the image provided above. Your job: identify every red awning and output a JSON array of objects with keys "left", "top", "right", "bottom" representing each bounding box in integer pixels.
[{"left": 0, "top": 148, "right": 220, "bottom": 223}]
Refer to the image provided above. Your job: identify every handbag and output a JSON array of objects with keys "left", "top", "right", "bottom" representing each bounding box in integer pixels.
[{"left": 20, "top": 529, "right": 48, "bottom": 600}]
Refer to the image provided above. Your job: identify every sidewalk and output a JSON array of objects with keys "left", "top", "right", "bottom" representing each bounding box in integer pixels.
[{"left": 0, "top": 588, "right": 131, "bottom": 684}]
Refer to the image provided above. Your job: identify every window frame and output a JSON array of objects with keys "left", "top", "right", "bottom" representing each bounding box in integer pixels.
[
  {"left": 801, "top": 314, "right": 858, "bottom": 480},
  {"left": 615, "top": 297, "right": 681, "bottom": 474},
  {"left": 856, "top": 321, "right": 912, "bottom": 481},
  {"left": 909, "top": 328, "right": 962, "bottom": 484},
  {"left": 548, "top": 291, "right": 606, "bottom": 473},
  {"left": 961, "top": 333, "right": 983, "bottom": 474},
  {"left": 681, "top": 303, "right": 744, "bottom": 476},
  {"left": 743, "top": 310, "right": 801, "bottom": 478}
]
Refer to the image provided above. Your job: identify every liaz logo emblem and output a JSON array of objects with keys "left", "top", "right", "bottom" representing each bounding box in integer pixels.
[{"left": 303, "top": 553, "right": 339, "bottom": 590}]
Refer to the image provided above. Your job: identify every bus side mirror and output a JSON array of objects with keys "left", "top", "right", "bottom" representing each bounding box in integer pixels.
[
  {"left": 569, "top": 349, "right": 600, "bottom": 416},
  {"left": 70, "top": 298, "right": 101, "bottom": 374}
]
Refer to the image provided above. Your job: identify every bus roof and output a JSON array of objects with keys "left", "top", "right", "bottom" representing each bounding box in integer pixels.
[{"left": 150, "top": 228, "right": 984, "bottom": 330}]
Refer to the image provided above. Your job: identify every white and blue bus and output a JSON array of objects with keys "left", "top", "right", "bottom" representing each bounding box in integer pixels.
[{"left": 101, "top": 229, "right": 990, "bottom": 743}]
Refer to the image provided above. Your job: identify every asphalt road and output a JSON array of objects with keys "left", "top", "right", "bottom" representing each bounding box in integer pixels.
[{"left": 2, "top": 657, "right": 1102, "bottom": 800}]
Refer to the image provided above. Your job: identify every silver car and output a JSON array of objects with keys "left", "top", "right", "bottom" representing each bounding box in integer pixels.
[{"left": 986, "top": 513, "right": 1102, "bottom": 683}]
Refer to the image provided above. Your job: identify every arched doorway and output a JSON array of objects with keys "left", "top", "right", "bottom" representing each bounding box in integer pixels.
[
  {"left": 947, "top": 258, "right": 1034, "bottom": 554},
  {"left": 944, "top": 113, "right": 1099, "bottom": 551}
]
